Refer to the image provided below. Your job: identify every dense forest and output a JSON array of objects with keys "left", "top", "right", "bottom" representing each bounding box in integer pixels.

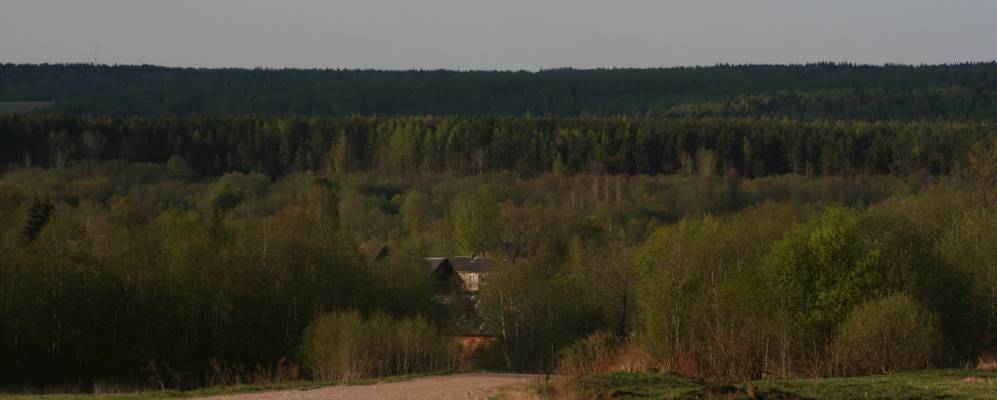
[
  {"left": 2, "top": 63, "right": 997, "bottom": 392},
  {"left": 3, "top": 114, "right": 994, "bottom": 179},
  {"left": 1, "top": 158, "right": 995, "bottom": 387},
  {"left": 3, "top": 63, "right": 997, "bottom": 118}
]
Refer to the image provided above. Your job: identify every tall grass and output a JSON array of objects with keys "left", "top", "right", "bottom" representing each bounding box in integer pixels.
[
  {"left": 557, "top": 331, "right": 652, "bottom": 377},
  {"left": 830, "top": 293, "right": 945, "bottom": 375},
  {"left": 299, "top": 311, "right": 457, "bottom": 381}
]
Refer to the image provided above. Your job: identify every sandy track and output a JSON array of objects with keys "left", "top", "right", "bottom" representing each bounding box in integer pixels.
[{"left": 198, "top": 373, "right": 543, "bottom": 400}]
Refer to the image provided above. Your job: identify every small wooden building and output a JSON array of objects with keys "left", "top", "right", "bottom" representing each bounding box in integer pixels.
[
  {"left": 427, "top": 257, "right": 466, "bottom": 293},
  {"left": 427, "top": 256, "right": 501, "bottom": 293},
  {"left": 426, "top": 256, "right": 509, "bottom": 367}
]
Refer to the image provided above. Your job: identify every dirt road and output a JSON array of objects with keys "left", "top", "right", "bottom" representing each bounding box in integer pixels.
[{"left": 199, "top": 373, "right": 543, "bottom": 400}]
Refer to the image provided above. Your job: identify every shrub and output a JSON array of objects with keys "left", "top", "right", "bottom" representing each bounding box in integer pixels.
[
  {"left": 557, "top": 331, "right": 652, "bottom": 377},
  {"left": 299, "top": 311, "right": 455, "bottom": 381},
  {"left": 764, "top": 207, "right": 885, "bottom": 336},
  {"left": 557, "top": 331, "right": 621, "bottom": 377},
  {"left": 939, "top": 208, "right": 997, "bottom": 351},
  {"left": 831, "top": 293, "right": 944, "bottom": 375}
]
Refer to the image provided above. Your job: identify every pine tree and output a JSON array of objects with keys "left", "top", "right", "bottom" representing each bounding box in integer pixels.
[
  {"left": 21, "top": 196, "right": 54, "bottom": 243},
  {"left": 328, "top": 130, "right": 352, "bottom": 175}
]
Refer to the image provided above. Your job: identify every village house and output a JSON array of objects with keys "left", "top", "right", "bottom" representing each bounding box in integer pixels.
[
  {"left": 427, "top": 255, "right": 524, "bottom": 367},
  {"left": 427, "top": 256, "right": 499, "bottom": 293}
]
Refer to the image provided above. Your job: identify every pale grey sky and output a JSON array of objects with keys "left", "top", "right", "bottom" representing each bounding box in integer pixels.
[{"left": 1, "top": 0, "right": 996, "bottom": 70}]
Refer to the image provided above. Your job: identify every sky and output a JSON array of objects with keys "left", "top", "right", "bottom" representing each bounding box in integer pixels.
[{"left": 2, "top": 0, "right": 996, "bottom": 70}]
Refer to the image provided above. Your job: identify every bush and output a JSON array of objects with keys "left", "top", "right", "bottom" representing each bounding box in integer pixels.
[
  {"left": 557, "top": 331, "right": 652, "bottom": 377},
  {"left": 939, "top": 208, "right": 997, "bottom": 352},
  {"left": 299, "top": 311, "right": 455, "bottom": 381},
  {"left": 764, "top": 207, "right": 885, "bottom": 336},
  {"left": 557, "top": 331, "right": 621, "bottom": 377},
  {"left": 831, "top": 293, "right": 945, "bottom": 375}
]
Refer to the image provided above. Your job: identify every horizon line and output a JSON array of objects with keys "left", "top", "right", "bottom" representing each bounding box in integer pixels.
[{"left": 4, "top": 60, "right": 997, "bottom": 73}]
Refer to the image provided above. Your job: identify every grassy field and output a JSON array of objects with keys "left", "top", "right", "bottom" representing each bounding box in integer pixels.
[
  {"left": 502, "top": 369, "right": 997, "bottom": 399},
  {"left": 758, "top": 369, "right": 997, "bottom": 400},
  {"left": 569, "top": 372, "right": 703, "bottom": 398}
]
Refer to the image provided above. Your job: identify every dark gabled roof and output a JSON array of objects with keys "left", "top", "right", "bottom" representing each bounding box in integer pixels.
[
  {"left": 427, "top": 256, "right": 524, "bottom": 275},
  {"left": 427, "top": 257, "right": 448, "bottom": 272},
  {"left": 361, "top": 242, "right": 390, "bottom": 263},
  {"left": 448, "top": 256, "right": 500, "bottom": 273}
]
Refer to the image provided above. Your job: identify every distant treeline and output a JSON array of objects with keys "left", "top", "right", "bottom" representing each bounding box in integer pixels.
[
  {"left": 2, "top": 114, "right": 993, "bottom": 178},
  {"left": 2, "top": 63, "right": 997, "bottom": 118}
]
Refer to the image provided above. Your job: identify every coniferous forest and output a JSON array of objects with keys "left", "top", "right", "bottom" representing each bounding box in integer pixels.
[
  {"left": 1, "top": 63, "right": 996, "bottom": 391},
  {"left": 3, "top": 62, "right": 997, "bottom": 118}
]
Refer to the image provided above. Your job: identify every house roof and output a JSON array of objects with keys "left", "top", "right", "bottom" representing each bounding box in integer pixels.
[
  {"left": 448, "top": 256, "right": 499, "bottom": 273},
  {"left": 427, "top": 256, "right": 525, "bottom": 275},
  {"left": 360, "top": 242, "right": 390, "bottom": 263},
  {"left": 427, "top": 257, "right": 448, "bottom": 272}
]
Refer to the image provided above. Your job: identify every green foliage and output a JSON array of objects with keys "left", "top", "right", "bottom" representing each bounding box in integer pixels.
[
  {"left": 964, "top": 138, "right": 997, "bottom": 206},
  {"left": 562, "top": 233, "right": 637, "bottom": 338},
  {"left": 0, "top": 184, "right": 434, "bottom": 387},
  {"left": 6, "top": 63, "right": 997, "bottom": 118},
  {"left": 20, "top": 196, "right": 54, "bottom": 243},
  {"left": 478, "top": 251, "right": 604, "bottom": 372},
  {"left": 2, "top": 114, "right": 993, "bottom": 179},
  {"left": 209, "top": 183, "right": 243, "bottom": 213},
  {"left": 570, "top": 372, "right": 702, "bottom": 399},
  {"left": 860, "top": 199, "right": 978, "bottom": 358},
  {"left": 299, "top": 311, "right": 453, "bottom": 381},
  {"left": 831, "top": 293, "right": 945, "bottom": 375},
  {"left": 400, "top": 191, "right": 432, "bottom": 234},
  {"left": 556, "top": 330, "right": 624, "bottom": 377},
  {"left": 328, "top": 131, "right": 352, "bottom": 175},
  {"left": 450, "top": 188, "right": 500, "bottom": 255},
  {"left": 763, "top": 207, "right": 885, "bottom": 335},
  {"left": 6, "top": 62, "right": 997, "bottom": 391},
  {"left": 389, "top": 124, "right": 422, "bottom": 173},
  {"left": 165, "top": 155, "right": 194, "bottom": 182},
  {"left": 636, "top": 216, "right": 723, "bottom": 361},
  {"left": 0, "top": 154, "right": 994, "bottom": 387},
  {"left": 573, "top": 369, "right": 997, "bottom": 400},
  {"left": 631, "top": 197, "right": 989, "bottom": 380},
  {"left": 939, "top": 208, "right": 997, "bottom": 349},
  {"left": 636, "top": 206, "right": 788, "bottom": 378}
]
